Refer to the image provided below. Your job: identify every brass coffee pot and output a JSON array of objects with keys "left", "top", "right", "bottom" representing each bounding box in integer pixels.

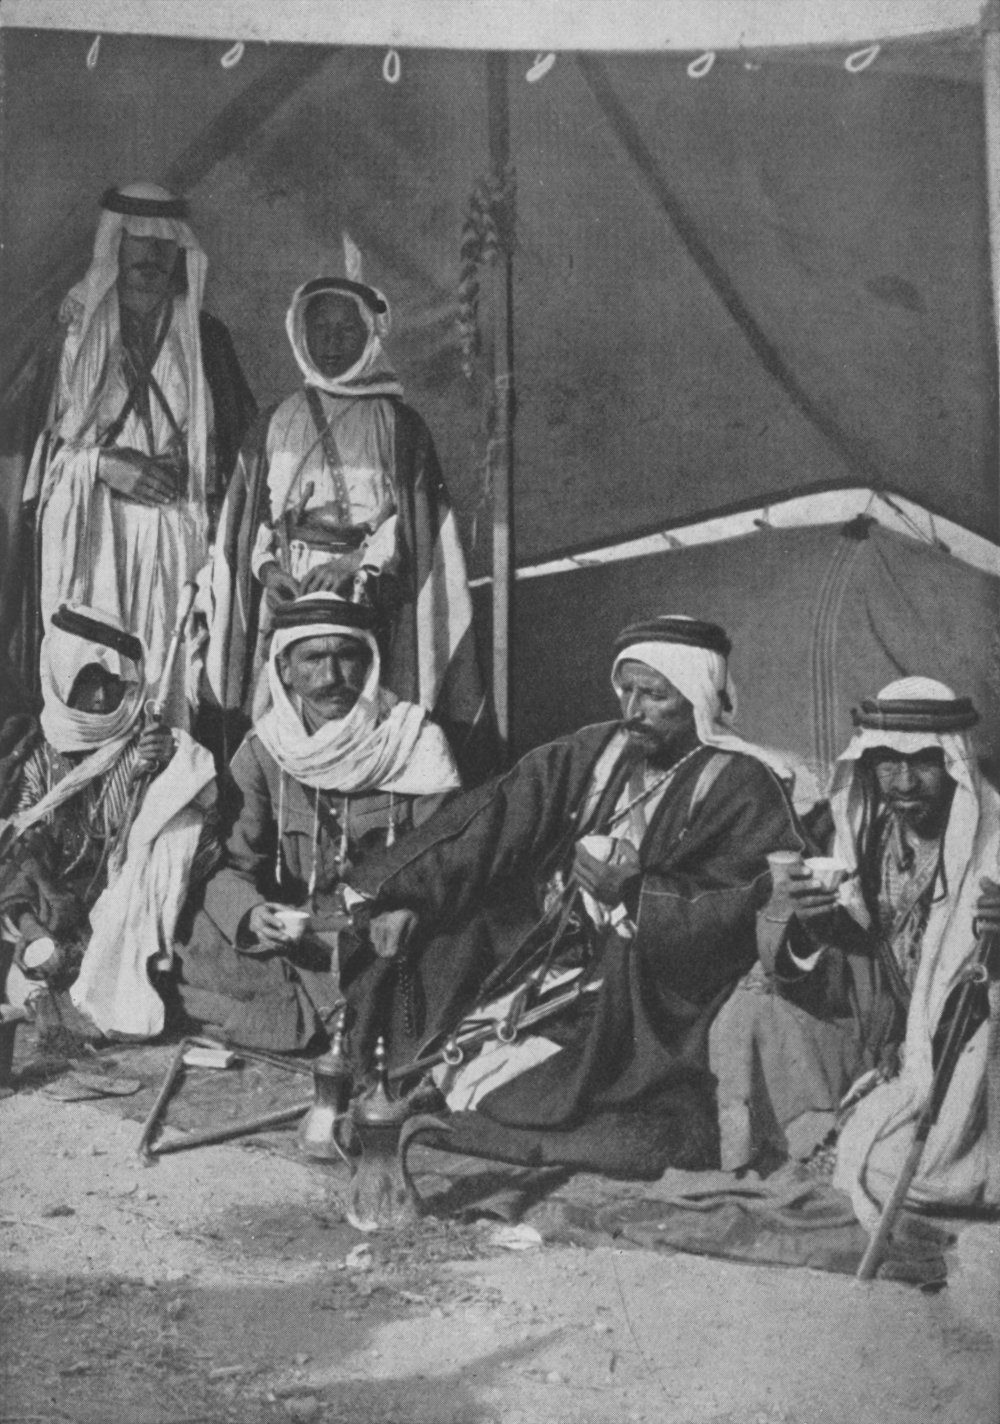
[
  {"left": 298, "top": 1012, "right": 353, "bottom": 1163},
  {"left": 344, "top": 1036, "right": 449, "bottom": 1233}
]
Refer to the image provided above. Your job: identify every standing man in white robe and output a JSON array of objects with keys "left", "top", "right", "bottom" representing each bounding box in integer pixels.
[{"left": 22, "top": 182, "right": 255, "bottom": 727}]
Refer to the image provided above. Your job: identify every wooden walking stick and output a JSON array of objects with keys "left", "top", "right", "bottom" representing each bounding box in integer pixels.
[{"left": 856, "top": 924, "right": 998, "bottom": 1281}]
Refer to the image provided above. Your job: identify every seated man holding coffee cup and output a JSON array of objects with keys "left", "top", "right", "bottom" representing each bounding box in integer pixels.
[
  {"left": 174, "top": 594, "right": 460, "bottom": 1051},
  {"left": 337, "top": 615, "right": 804, "bottom": 1178},
  {"left": 712, "top": 677, "right": 1000, "bottom": 1219}
]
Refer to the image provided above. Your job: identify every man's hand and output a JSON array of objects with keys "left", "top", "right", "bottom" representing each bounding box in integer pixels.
[
  {"left": 16, "top": 910, "right": 47, "bottom": 944},
  {"left": 245, "top": 902, "right": 297, "bottom": 953},
  {"left": 136, "top": 720, "right": 174, "bottom": 771},
  {"left": 98, "top": 449, "right": 182, "bottom": 506},
  {"left": 259, "top": 562, "right": 300, "bottom": 604},
  {"left": 975, "top": 876, "right": 1000, "bottom": 932},
  {"left": 13, "top": 861, "right": 83, "bottom": 938},
  {"left": 369, "top": 908, "right": 418, "bottom": 960},
  {"left": 300, "top": 552, "right": 363, "bottom": 596},
  {"left": 573, "top": 840, "right": 640, "bottom": 907},
  {"left": 786, "top": 865, "right": 840, "bottom": 926}
]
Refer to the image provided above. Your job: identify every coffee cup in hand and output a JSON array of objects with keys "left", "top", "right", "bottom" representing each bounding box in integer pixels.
[
  {"left": 804, "top": 857, "right": 848, "bottom": 892},
  {"left": 766, "top": 850, "right": 804, "bottom": 892},
  {"left": 273, "top": 907, "right": 310, "bottom": 943}
]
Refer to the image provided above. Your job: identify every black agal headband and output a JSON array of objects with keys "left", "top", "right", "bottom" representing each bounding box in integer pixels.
[
  {"left": 614, "top": 615, "right": 732, "bottom": 660},
  {"left": 100, "top": 187, "right": 189, "bottom": 219},
  {"left": 50, "top": 605, "right": 144, "bottom": 664},
  {"left": 299, "top": 277, "right": 387, "bottom": 316},
  {"left": 271, "top": 597, "right": 379, "bottom": 637},
  {"left": 852, "top": 697, "right": 979, "bottom": 733}
]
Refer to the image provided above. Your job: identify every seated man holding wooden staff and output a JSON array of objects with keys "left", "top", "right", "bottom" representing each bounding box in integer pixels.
[
  {"left": 712, "top": 677, "right": 1000, "bottom": 1223},
  {"left": 175, "top": 593, "right": 460, "bottom": 1052},
  {"left": 0, "top": 604, "right": 216, "bottom": 1041}
]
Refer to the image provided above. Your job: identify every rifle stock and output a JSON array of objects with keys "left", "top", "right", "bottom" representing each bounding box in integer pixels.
[{"left": 856, "top": 927, "right": 996, "bottom": 1281}]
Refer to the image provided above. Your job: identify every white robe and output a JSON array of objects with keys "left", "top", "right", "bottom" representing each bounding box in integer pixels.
[{"left": 33, "top": 312, "right": 210, "bottom": 728}]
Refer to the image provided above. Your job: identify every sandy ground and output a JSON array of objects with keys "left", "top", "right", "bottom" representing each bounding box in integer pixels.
[{"left": 2, "top": 1084, "right": 999, "bottom": 1424}]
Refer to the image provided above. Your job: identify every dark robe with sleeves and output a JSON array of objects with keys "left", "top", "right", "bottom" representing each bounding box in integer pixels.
[
  {"left": 173, "top": 729, "right": 445, "bottom": 1051},
  {"left": 344, "top": 721, "right": 804, "bottom": 1177}
]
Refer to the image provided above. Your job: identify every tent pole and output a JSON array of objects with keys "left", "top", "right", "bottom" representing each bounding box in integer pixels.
[
  {"left": 984, "top": 26, "right": 1000, "bottom": 540},
  {"left": 486, "top": 51, "right": 515, "bottom": 762}
]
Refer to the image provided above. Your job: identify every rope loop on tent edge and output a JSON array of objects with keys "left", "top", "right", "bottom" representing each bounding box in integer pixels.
[
  {"left": 526, "top": 53, "right": 557, "bottom": 83},
  {"left": 221, "top": 41, "right": 245, "bottom": 70},
  {"left": 383, "top": 49, "right": 401, "bottom": 84},
  {"left": 845, "top": 44, "right": 880, "bottom": 74},
  {"left": 687, "top": 52, "right": 716, "bottom": 80},
  {"left": 86, "top": 35, "right": 101, "bottom": 70}
]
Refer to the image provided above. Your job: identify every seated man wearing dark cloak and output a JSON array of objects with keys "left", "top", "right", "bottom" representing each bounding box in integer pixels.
[
  {"left": 175, "top": 594, "right": 461, "bottom": 1051},
  {"left": 340, "top": 615, "right": 804, "bottom": 1179}
]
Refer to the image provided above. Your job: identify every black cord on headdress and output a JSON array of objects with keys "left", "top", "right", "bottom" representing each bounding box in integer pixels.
[
  {"left": 50, "top": 605, "right": 143, "bottom": 664},
  {"left": 614, "top": 615, "right": 732, "bottom": 659},
  {"left": 270, "top": 598, "right": 378, "bottom": 635},
  {"left": 100, "top": 187, "right": 189, "bottom": 219},
  {"left": 852, "top": 698, "right": 979, "bottom": 733},
  {"left": 298, "top": 277, "right": 387, "bottom": 315}
]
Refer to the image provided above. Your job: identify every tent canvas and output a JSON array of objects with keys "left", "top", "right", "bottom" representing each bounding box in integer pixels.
[
  {"left": 482, "top": 518, "right": 1000, "bottom": 783},
  {"left": 1, "top": 3, "right": 998, "bottom": 762}
]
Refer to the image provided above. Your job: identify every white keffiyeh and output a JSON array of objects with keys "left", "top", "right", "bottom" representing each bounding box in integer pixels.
[{"left": 254, "top": 595, "right": 459, "bottom": 796}]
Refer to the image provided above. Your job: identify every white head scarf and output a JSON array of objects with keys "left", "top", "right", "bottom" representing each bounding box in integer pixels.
[
  {"left": 828, "top": 676, "right": 982, "bottom": 923},
  {"left": 829, "top": 676, "right": 979, "bottom": 800},
  {"left": 0, "top": 609, "right": 150, "bottom": 847},
  {"left": 40, "top": 607, "right": 146, "bottom": 755},
  {"left": 285, "top": 278, "right": 403, "bottom": 399},
  {"left": 56, "top": 182, "right": 211, "bottom": 522},
  {"left": 611, "top": 618, "right": 793, "bottom": 781},
  {"left": 254, "top": 594, "right": 458, "bottom": 795}
]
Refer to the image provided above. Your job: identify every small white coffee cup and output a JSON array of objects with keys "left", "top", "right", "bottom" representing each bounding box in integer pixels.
[
  {"left": 804, "top": 856, "right": 848, "bottom": 892},
  {"left": 766, "top": 850, "right": 804, "bottom": 891},
  {"left": 21, "top": 936, "right": 62, "bottom": 975},
  {"left": 274, "top": 907, "right": 310, "bottom": 942},
  {"left": 578, "top": 834, "right": 617, "bottom": 863}
]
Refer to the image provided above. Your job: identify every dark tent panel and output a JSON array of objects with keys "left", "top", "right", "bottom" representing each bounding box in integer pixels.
[
  {"left": 1, "top": 29, "right": 996, "bottom": 586},
  {"left": 487, "top": 521, "right": 1000, "bottom": 790}
]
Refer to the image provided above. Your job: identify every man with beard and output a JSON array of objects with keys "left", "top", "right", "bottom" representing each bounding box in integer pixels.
[
  {"left": 9, "top": 182, "right": 255, "bottom": 726},
  {"left": 712, "top": 677, "right": 1000, "bottom": 1219},
  {"left": 175, "top": 594, "right": 460, "bottom": 1052},
  {"left": 339, "top": 614, "right": 803, "bottom": 1178}
]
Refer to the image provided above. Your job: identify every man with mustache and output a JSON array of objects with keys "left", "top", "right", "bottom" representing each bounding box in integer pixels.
[
  {"left": 338, "top": 615, "right": 803, "bottom": 1178},
  {"left": 713, "top": 676, "right": 1000, "bottom": 1218},
  {"left": 11, "top": 182, "right": 255, "bottom": 727},
  {"left": 173, "top": 593, "right": 460, "bottom": 1051}
]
